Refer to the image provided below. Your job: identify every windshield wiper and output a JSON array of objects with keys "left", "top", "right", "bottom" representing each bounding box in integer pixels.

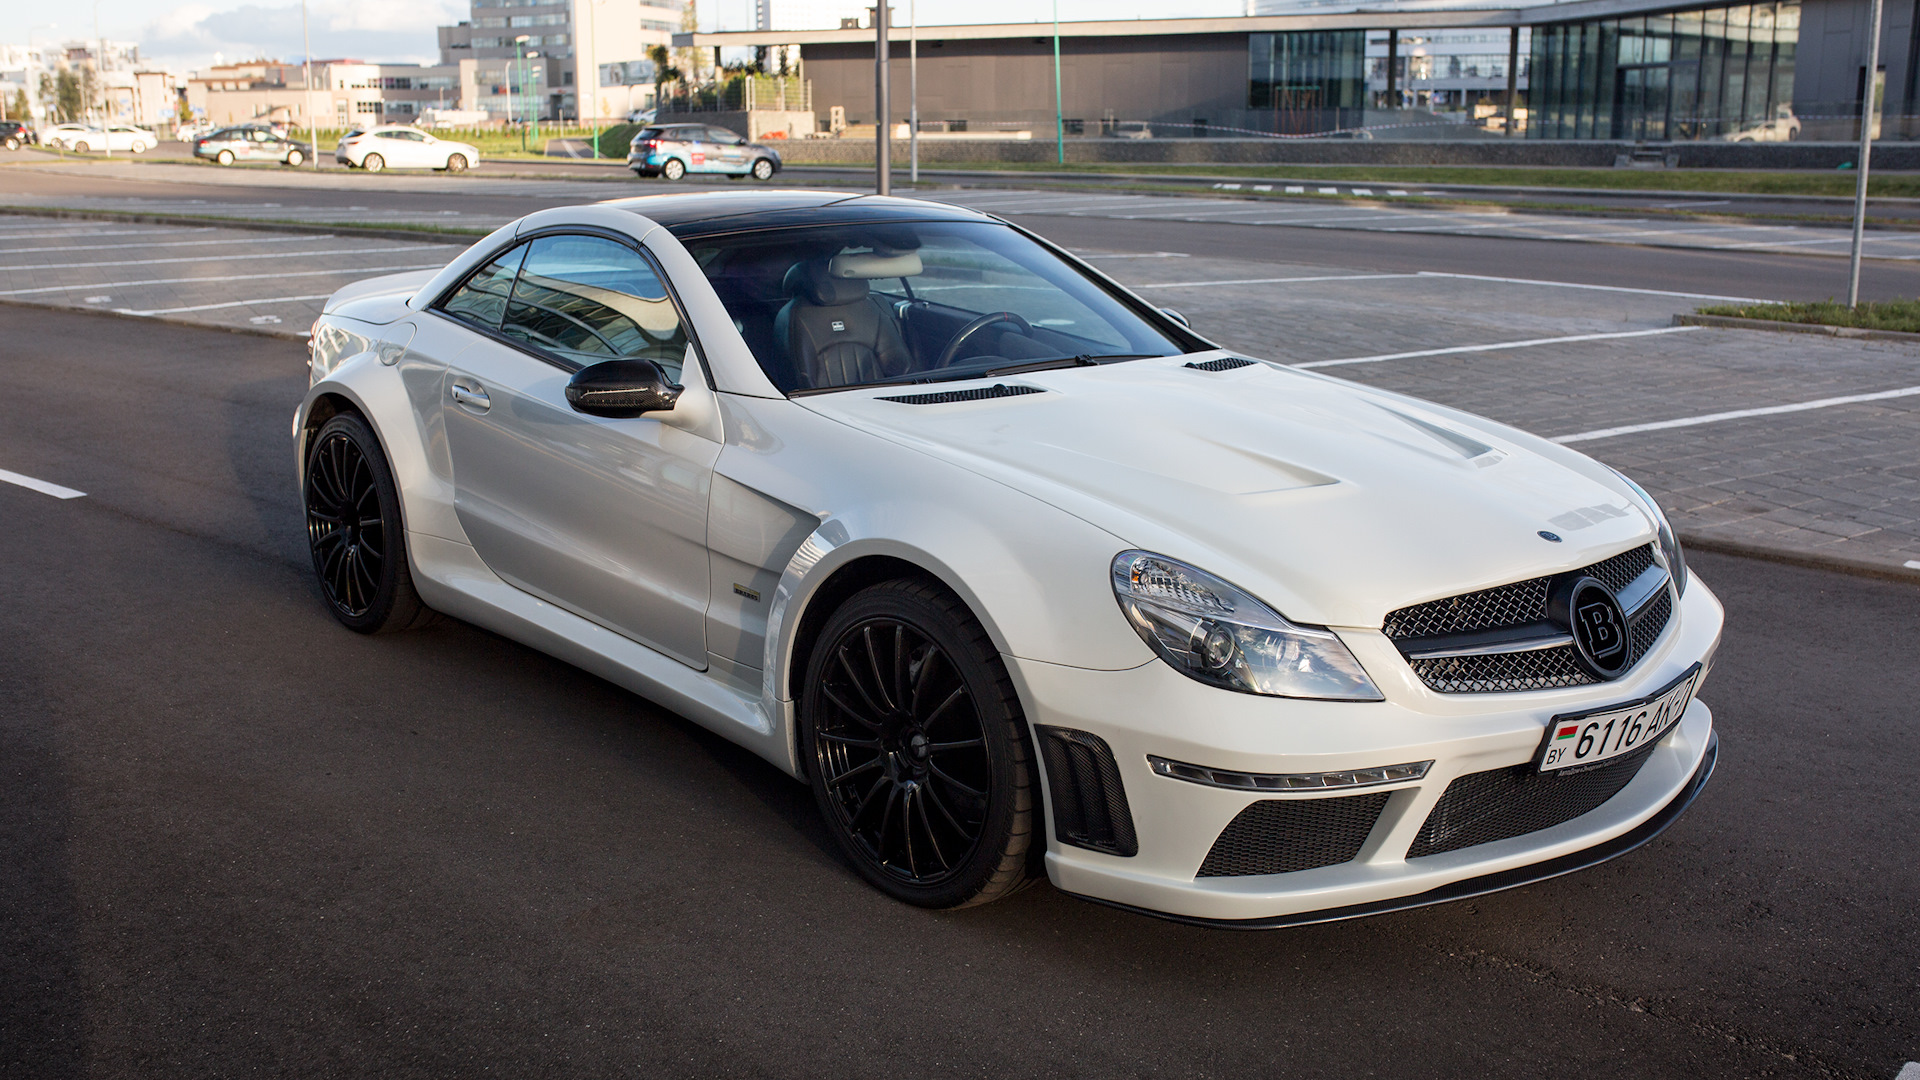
[{"left": 982, "top": 353, "right": 1157, "bottom": 378}]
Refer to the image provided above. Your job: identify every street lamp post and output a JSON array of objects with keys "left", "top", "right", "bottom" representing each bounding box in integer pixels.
[
  {"left": 873, "top": 2, "right": 889, "bottom": 195},
  {"left": 515, "top": 36, "right": 531, "bottom": 153},
  {"left": 909, "top": 0, "right": 917, "bottom": 184},
  {"left": 1052, "top": 0, "right": 1062, "bottom": 165},
  {"left": 95, "top": 0, "right": 109, "bottom": 159},
  {"left": 1848, "top": 0, "right": 1885, "bottom": 308},
  {"left": 302, "top": 0, "right": 320, "bottom": 170}
]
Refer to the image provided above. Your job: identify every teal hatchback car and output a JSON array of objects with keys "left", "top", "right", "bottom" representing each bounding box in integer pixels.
[{"left": 628, "top": 124, "right": 781, "bottom": 181}]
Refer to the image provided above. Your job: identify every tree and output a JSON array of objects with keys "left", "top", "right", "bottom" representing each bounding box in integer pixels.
[
  {"left": 649, "top": 44, "right": 681, "bottom": 103},
  {"left": 676, "top": 0, "right": 702, "bottom": 88},
  {"left": 54, "top": 69, "right": 85, "bottom": 123}
]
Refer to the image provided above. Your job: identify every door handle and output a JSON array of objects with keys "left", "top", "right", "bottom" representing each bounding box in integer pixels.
[{"left": 450, "top": 379, "right": 490, "bottom": 412}]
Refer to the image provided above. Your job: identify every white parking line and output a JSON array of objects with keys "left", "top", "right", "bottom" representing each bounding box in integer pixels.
[
  {"left": 1296, "top": 327, "right": 1698, "bottom": 369},
  {"left": 1552, "top": 385, "right": 1920, "bottom": 444},
  {"left": 116, "top": 294, "right": 336, "bottom": 316},
  {"left": 0, "top": 264, "right": 444, "bottom": 296},
  {"left": 1135, "top": 273, "right": 1419, "bottom": 289},
  {"left": 1414, "top": 271, "right": 1768, "bottom": 304},
  {"left": 5, "top": 246, "right": 444, "bottom": 272},
  {"left": 0, "top": 468, "right": 86, "bottom": 499},
  {"left": 0, "top": 234, "right": 334, "bottom": 257}
]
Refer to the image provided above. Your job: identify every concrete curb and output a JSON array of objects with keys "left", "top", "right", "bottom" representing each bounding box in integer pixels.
[
  {"left": 0, "top": 203, "right": 486, "bottom": 245},
  {"left": 0, "top": 295, "right": 311, "bottom": 343},
  {"left": 1680, "top": 531, "right": 1920, "bottom": 585},
  {"left": 1672, "top": 312, "right": 1920, "bottom": 341}
]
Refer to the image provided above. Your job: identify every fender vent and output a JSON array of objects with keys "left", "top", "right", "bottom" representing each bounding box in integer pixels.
[
  {"left": 1185, "top": 357, "right": 1257, "bottom": 372},
  {"left": 1036, "top": 726, "right": 1138, "bottom": 857},
  {"left": 877, "top": 383, "right": 1044, "bottom": 405},
  {"left": 1197, "top": 792, "right": 1390, "bottom": 877}
]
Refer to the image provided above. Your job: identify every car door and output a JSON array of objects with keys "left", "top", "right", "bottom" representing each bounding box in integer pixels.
[
  {"left": 708, "top": 127, "right": 748, "bottom": 173},
  {"left": 247, "top": 128, "right": 277, "bottom": 160},
  {"left": 436, "top": 231, "right": 722, "bottom": 667}
]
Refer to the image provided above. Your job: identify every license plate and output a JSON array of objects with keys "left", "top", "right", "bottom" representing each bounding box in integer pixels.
[{"left": 1536, "top": 664, "right": 1701, "bottom": 773}]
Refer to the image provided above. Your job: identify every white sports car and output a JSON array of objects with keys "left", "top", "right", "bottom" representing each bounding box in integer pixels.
[{"left": 296, "top": 191, "right": 1721, "bottom": 924}]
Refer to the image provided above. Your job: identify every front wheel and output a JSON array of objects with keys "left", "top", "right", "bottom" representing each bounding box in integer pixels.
[
  {"left": 2, "top": 137, "right": 17, "bottom": 151},
  {"left": 800, "top": 578, "right": 1036, "bottom": 908},
  {"left": 660, "top": 157, "right": 686, "bottom": 180},
  {"left": 73, "top": 141, "right": 90, "bottom": 154},
  {"left": 363, "top": 153, "right": 385, "bottom": 173},
  {"left": 303, "top": 412, "right": 434, "bottom": 634},
  {"left": 445, "top": 153, "right": 468, "bottom": 173},
  {"left": 216, "top": 149, "right": 234, "bottom": 165},
  {"left": 751, "top": 157, "right": 776, "bottom": 181},
  {"left": 285, "top": 148, "right": 304, "bottom": 167}
]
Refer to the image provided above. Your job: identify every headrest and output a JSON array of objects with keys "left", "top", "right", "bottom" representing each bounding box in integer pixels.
[
  {"left": 829, "top": 250, "right": 923, "bottom": 279},
  {"left": 783, "top": 260, "right": 869, "bottom": 306}
]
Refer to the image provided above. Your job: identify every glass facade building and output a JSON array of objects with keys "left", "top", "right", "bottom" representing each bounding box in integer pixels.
[
  {"left": 1249, "top": 30, "right": 1368, "bottom": 134},
  {"left": 1528, "top": 1, "right": 1800, "bottom": 140}
]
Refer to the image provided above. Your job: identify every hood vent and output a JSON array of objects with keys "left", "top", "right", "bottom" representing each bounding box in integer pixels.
[
  {"left": 877, "top": 383, "right": 1045, "bottom": 405},
  {"left": 1185, "top": 357, "right": 1257, "bottom": 372}
]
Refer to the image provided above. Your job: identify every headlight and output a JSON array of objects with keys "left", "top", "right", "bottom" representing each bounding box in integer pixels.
[
  {"left": 1612, "top": 469, "right": 1687, "bottom": 596},
  {"left": 1111, "top": 551, "right": 1383, "bottom": 701}
]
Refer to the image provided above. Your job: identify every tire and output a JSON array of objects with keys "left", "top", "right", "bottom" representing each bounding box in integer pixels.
[
  {"left": 216, "top": 149, "right": 234, "bottom": 165},
  {"left": 134, "top": 142, "right": 150, "bottom": 153},
  {"left": 661, "top": 157, "right": 686, "bottom": 180},
  {"left": 73, "top": 141, "right": 90, "bottom": 153},
  {"left": 363, "top": 153, "right": 385, "bottom": 173},
  {"left": 445, "top": 153, "right": 468, "bottom": 173},
  {"left": 751, "top": 157, "right": 775, "bottom": 181},
  {"left": 285, "top": 148, "right": 304, "bottom": 166},
  {"left": 800, "top": 578, "right": 1036, "bottom": 908},
  {"left": 303, "top": 412, "right": 434, "bottom": 634},
  {"left": 2, "top": 137, "right": 16, "bottom": 151}
]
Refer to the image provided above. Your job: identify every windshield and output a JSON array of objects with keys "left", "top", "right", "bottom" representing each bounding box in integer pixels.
[{"left": 684, "top": 220, "right": 1194, "bottom": 393}]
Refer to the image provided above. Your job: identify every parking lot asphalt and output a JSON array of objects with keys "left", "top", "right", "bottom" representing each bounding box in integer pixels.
[{"left": 2, "top": 306, "right": 1917, "bottom": 1079}]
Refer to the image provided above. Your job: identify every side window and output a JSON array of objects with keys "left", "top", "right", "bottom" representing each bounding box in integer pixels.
[
  {"left": 439, "top": 244, "right": 527, "bottom": 331},
  {"left": 499, "top": 234, "right": 691, "bottom": 380}
]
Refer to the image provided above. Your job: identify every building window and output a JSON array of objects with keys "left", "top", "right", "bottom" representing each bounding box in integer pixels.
[
  {"left": 1249, "top": 30, "right": 1367, "bottom": 135},
  {"left": 1528, "top": 0, "right": 1800, "bottom": 141},
  {"left": 356, "top": 100, "right": 380, "bottom": 113}
]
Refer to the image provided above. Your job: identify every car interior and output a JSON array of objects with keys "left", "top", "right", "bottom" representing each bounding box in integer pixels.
[{"left": 689, "top": 221, "right": 1183, "bottom": 393}]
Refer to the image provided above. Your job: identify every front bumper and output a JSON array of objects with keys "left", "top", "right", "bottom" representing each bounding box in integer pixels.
[{"left": 1007, "top": 576, "right": 1724, "bottom": 923}]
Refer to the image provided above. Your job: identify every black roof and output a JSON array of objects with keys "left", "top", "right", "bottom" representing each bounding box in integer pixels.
[{"left": 604, "top": 190, "right": 992, "bottom": 239}]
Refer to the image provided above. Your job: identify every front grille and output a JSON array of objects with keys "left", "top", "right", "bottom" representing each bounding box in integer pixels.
[
  {"left": 1036, "top": 726, "right": 1138, "bottom": 857},
  {"left": 1407, "top": 740, "right": 1660, "bottom": 858},
  {"left": 1197, "top": 792, "right": 1390, "bottom": 877},
  {"left": 1185, "top": 357, "right": 1257, "bottom": 372},
  {"left": 877, "top": 383, "right": 1043, "bottom": 405},
  {"left": 1387, "top": 545, "right": 1668, "bottom": 694}
]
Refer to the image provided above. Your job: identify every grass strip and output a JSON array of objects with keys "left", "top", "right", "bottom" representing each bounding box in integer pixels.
[
  {"left": 1698, "top": 297, "right": 1920, "bottom": 331},
  {"left": 801, "top": 160, "right": 1920, "bottom": 198}
]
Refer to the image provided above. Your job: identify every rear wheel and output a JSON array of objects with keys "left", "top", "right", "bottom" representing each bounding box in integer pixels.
[
  {"left": 215, "top": 148, "right": 234, "bottom": 165},
  {"left": 445, "top": 153, "right": 468, "bottom": 173},
  {"left": 800, "top": 578, "right": 1036, "bottom": 908},
  {"left": 660, "top": 157, "right": 685, "bottom": 180},
  {"left": 751, "top": 157, "right": 776, "bottom": 181},
  {"left": 303, "top": 413, "right": 433, "bottom": 634},
  {"left": 73, "top": 141, "right": 90, "bottom": 153},
  {"left": 363, "top": 153, "right": 385, "bottom": 173},
  {"left": 285, "top": 148, "right": 304, "bottom": 166},
  {"left": 2, "top": 137, "right": 17, "bottom": 151}
]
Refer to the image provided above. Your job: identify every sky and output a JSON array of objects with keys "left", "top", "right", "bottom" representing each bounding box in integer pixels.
[{"left": 3, "top": 0, "right": 1238, "bottom": 72}]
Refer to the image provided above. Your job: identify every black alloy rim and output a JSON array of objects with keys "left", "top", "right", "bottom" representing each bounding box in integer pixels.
[
  {"left": 304, "top": 431, "right": 388, "bottom": 617},
  {"left": 814, "top": 618, "right": 992, "bottom": 885}
]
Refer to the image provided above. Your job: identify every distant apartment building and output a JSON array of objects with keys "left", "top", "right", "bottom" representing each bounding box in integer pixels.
[
  {"left": 437, "top": 0, "right": 687, "bottom": 122},
  {"left": 188, "top": 60, "right": 475, "bottom": 128},
  {"left": 1, "top": 40, "right": 181, "bottom": 127}
]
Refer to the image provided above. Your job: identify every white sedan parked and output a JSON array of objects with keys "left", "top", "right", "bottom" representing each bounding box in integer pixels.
[
  {"left": 335, "top": 125, "right": 480, "bottom": 172},
  {"left": 53, "top": 125, "right": 156, "bottom": 153},
  {"left": 296, "top": 191, "right": 1721, "bottom": 925}
]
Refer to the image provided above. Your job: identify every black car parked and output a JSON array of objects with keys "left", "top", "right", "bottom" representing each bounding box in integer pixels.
[{"left": 0, "top": 121, "right": 37, "bottom": 151}]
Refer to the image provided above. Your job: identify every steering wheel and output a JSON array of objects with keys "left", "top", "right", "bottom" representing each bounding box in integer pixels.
[{"left": 934, "top": 311, "right": 1034, "bottom": 369}]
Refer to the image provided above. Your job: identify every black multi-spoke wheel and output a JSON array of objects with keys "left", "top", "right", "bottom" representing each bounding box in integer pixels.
[
  {"left": 802, "top": 579, "right": 1036, "bottom": 908},
  {"left": 303, "top": 412, "right": 431, "bottom": 634}
]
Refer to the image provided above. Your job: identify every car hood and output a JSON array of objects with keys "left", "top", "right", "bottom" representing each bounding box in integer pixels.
[
  {"left": 324, "top": 269, "right": 438, "bottom": 323},
  {"left": 796, "top": 355, "right": 1654, "bottom": 628}
]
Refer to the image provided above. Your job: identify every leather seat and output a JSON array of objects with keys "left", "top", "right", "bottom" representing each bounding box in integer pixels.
[{"left": 774, "top": 260, "right": 913, "bottom": 389}]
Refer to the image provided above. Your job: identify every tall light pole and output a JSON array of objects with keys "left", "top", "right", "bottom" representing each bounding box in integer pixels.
[
  {"left": 873, "top": 2, "right": 889, "bottom": 195},
  {"left": 1848, "top": 0, "right": 1885, "bottom": 308},
  {"left": 302, "top": 0, "right": 320, "bottom": 169},
  {"left": 585, "top": 0, "right": 601, "bottom": 158},
  {"left": 908, "top": 0, "right": 917, "bottom": 184},
  {"left": 95, "top": 0, "right": 109, "bottom": 158},
  {"left": 515, "top": 35, "right": 531, "bottom": 153},
  {"left": 1052, "top": 0, "right": 1062, "bottom": 165}
]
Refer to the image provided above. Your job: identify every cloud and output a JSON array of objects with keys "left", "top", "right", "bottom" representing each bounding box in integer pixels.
[{"left": 138, "top": 0, "right": 465, "bottom": 70}]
